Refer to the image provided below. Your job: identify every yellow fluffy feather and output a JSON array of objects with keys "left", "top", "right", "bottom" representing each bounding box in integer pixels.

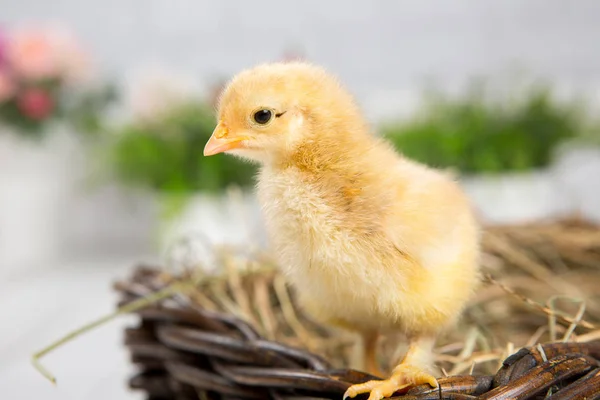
[{"left": 204, "top": 62, "right": 480, "bottom": 400}]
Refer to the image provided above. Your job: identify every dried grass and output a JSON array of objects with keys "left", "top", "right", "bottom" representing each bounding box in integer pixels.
[
  {"left": 31, "top": 217, "right": 600, "bottom": 388},
  {"left": 157, "top": 217, "right": 600, "bottom": 379}
]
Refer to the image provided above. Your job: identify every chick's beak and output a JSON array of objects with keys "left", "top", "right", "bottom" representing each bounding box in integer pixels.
[{"left": 204, "top": 122, "right": 247, "bottom": 156}]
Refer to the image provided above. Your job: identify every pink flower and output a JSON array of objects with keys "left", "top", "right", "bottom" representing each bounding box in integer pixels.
[
  {"left": 0, "top": 69, "right": 15, "bottom": 102},
  {"left": 7, "top": 29, "right": 57, "bottom": 80},
  {"left": 0, "top": 28, "right": 7, "bottom": 67},
  {"left": 7, "top": 26, "right": 90, "bottom": 83},
  {"left": 48, "top": 28, "right": 91, "bottom": 83},
  {"left": 17, "top": 88, "right": 54, "bottom": 120}
]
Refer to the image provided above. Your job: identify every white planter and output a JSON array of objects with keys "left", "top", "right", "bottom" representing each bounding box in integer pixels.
[
  {"left": 159, "top": 191, "right": 266, "bottom": 260},
  {"left": 63, "top": 188, "right": 265, "bottom": 263},
  {"left": 553, "top": 145, "right": 600, "bottom": 223},
  {"left": 0, "top": 128, "right": 78, "bottom": 275},
  {"left": 460, "top": 170, "right": 574, "bottom": 225},
  {"left": 63, "top": 184, "right": 158, "bottom": 258}
]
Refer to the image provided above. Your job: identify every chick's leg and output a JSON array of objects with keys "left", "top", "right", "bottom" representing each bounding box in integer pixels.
[
  {"left": 344, "top": 335, "right": 438, "bottom": 400},
  {"left": 363, "top": 332, "right": 383, "bottom": 377}
]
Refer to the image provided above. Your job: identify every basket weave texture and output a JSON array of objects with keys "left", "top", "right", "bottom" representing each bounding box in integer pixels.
[{"left": 116, "top": 266, "right": 600, "bottom": 400}]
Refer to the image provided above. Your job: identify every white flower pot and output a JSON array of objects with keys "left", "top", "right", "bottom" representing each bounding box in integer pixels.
[
  {"left": 159, "top": 191, "right": 266, "bottom": 259},
  {"left": 460, "top": 170, "right": 574, "bottom": 225},
  {"left": 553, "top": 145, "right": 600, "bottom": 223},
  {"left": 0, "top": 128, "right": 77, "bottom": 275},
  {"left": 62, "top": 184, "right": 158, "bottom": 258}
]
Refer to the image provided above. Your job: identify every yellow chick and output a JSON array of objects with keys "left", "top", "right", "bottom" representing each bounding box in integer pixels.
[{"left": 204, "top": 62, "right": 480, "bottom": 400}]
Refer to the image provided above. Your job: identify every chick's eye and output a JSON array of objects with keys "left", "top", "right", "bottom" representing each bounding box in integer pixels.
[{"left": 253, "top": 109, "right": 273, "bottom": 125}]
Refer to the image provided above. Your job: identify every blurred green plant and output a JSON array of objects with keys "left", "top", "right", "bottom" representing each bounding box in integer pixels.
[
  {"left": 65, "top": 83, "right": 118, "bottom": 137},
  {"left": 106, "top": 101, "right": 256, "bottom": 195},
  {"left": 382, "top": 82, "right": 588, "bottom": 174}
]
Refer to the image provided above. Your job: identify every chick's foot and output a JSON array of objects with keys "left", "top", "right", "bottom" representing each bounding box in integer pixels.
[{"left": 343, "top": 364, "right": 438, "bottom": 400}]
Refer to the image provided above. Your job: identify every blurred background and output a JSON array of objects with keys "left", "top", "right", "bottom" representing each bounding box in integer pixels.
[{"left": 1, "top": 1, "right": 600, "bottom": 399}]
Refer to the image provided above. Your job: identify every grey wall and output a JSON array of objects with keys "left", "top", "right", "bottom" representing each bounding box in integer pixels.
[
  {"left": 2, "top": 1, "right": 600, "bottom": 265},
  {"left": 3, "top": 0, "right": 600, "bottom": 120}
]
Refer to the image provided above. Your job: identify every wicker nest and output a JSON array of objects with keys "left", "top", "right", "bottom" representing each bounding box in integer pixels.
[{"left": 115, "top": 218, "right": 600, "bottom": 399}]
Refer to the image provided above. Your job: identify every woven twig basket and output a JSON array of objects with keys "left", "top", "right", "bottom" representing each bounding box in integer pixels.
[{"left": 116, "top": 266, "right": 600, "bottom": 400}]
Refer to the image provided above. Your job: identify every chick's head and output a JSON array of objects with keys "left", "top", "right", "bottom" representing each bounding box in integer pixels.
[{"left": 204, "top": 62, "right": 366, "bottom": 164}]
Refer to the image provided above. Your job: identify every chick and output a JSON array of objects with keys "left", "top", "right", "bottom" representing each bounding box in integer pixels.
[{"left": 204, "top": 62, "right": 480, "bottom": 400}]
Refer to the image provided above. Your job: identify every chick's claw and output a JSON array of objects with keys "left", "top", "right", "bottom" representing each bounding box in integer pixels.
[
  {"left": 343, "top": 365, "right": 438, "bottom": 400},
  {"left": 343, "top": 380, "right": 410, "bottom": 400}
]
